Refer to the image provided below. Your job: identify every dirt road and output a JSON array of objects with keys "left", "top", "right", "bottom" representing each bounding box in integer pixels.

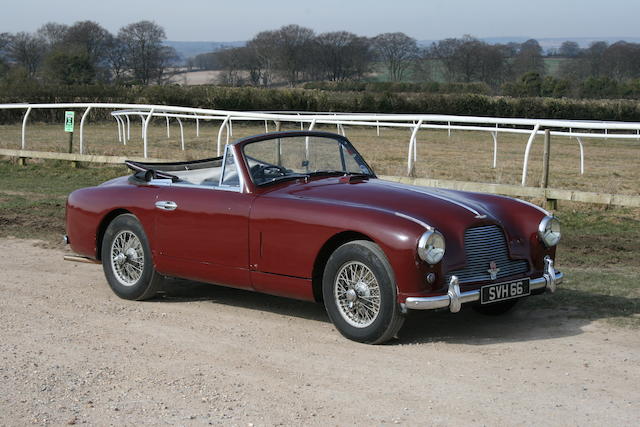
[{"left": 0, "top": 238, "right": 638, "bottom": 425}]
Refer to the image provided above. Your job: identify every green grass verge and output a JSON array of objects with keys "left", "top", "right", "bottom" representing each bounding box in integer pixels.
[
  {"left": 529, "top": 205, "right": 640, "bottom": 327},
  {"left": 0, "top": 160, "right": 126, "bottom": 242},
  {"left": 0, "top": 159, "right": 638, "bottom": 327}
]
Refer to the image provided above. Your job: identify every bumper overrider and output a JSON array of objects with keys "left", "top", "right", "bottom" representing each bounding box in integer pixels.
[{"left": 402, "top": 256, "right": 563, "bottom": 312}]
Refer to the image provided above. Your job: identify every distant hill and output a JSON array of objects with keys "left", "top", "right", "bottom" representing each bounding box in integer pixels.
[{"left": 164, "top": 40, "right": 246, "bottom": 61}]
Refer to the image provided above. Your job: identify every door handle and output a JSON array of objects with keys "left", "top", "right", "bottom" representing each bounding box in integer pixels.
[{"left": 155, "top": 201, "right": 178, "bottom": 211}]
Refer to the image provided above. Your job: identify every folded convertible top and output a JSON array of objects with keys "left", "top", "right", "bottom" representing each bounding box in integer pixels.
[{"left": 125, "top": 156, "right": 223, "bottom": 182}]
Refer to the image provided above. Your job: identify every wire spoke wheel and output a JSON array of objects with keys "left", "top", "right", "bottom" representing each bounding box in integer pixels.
[
  {"left": 334, "top": 261, "right": 381, "bottom": 328},
  {"left": 323, "top": 240, "right": 405, "bottom": 344},
  {"left": 110, "top": 230, "right": 144, "bottom": 287}
]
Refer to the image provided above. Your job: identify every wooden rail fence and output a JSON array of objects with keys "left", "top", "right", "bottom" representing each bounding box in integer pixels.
[{"left": 2, "top": 148, "right": 639, "bottom": 208}]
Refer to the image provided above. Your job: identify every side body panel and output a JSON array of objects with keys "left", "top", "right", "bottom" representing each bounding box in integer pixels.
[
  {"left": 154, "top": 186, "right": 254, "bottom": 289},
  {"left": 249, "top": 192, "right": 429, "bottom": 302},
  {"left": 66, "top": 179, "right": 159, "bottom": 259}
]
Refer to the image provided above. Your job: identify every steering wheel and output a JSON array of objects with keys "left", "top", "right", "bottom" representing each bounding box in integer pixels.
[{"left": 251, "top": 164, "right": 288, "bottom": 183}]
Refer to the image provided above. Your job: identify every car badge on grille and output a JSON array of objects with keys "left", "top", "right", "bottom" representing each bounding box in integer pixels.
[{"left": 487, "top": 261, "right": 500, "bottom": 280}]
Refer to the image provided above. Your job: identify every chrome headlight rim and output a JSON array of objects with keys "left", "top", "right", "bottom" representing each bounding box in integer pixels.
[
  {"left": 538, "top": 216, "right": 561, "bottom": 247},
  {"left": 417, "top": 230, "right": 446, "bottom": 265}
]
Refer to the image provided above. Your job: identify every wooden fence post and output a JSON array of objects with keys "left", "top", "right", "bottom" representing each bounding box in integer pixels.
[{"left": 541, "top": 129, "right": 557, "bottom": 210}]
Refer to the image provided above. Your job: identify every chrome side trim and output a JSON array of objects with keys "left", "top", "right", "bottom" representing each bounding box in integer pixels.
[
  {"left": 63, "top": 255, "right": 101, "bottom": 264},
  {"left": 404, "top": 269, "right": 563, "bottom": 311},
  {"left": 394, "top": 212, "right": 433, "bottom": 230}
]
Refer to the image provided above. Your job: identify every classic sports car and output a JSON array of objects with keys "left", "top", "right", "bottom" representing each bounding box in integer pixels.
[{"left": 65, "top": 131, "right": 563, "bottom": 344}]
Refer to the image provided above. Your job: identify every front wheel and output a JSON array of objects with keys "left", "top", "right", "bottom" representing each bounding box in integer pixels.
[
  {"left": 101, "top": 214, "right": 164, "bottom": 300},
  {"left": 323, "top": 240, "right": 404, "bottom": 344}
]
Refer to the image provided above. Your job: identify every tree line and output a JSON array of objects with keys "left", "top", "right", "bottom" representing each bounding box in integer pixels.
[
  {"left": 193, "top": 25, "right": 640, "bottom": 99},
  {"left": 0, "top": 20, "right": 178, "bottom": 85},
  {"left": 3, "top": 21, "right": 640, "bottom": 101}
]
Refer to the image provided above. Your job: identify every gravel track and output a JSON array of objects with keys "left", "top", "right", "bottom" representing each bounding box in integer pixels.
[{"left": 1, "top": 238, "right": 638, "bottom": 425}]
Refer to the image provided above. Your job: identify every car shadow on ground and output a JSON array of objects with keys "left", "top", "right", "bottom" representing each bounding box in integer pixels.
[
  {"left": 154, "top": 279, "right": 627, "bottom": 345},
  {"left": 400, "top": 304, "right": 583, "bottom": 345},
  {"left": 155, "top": 278, "right": 328, "bottom": 323}
]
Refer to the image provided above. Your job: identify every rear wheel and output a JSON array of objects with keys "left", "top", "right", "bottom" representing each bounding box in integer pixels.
[
  {"left": 101, "top": 214, "right": 164, "bottom": 300},
  {"left": 323, "top": 240, "right": 404, "bottom": 344}
]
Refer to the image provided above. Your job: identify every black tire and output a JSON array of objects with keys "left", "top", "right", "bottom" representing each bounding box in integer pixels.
[
  {"left": 322, "top": 240, "right": 405, "bottom": 344},
  {"left": 101, "top": 214, "right": 164, "bottom": 301},
  {"left": 472, "top": 298, "right": 519, "bottom": 316}
]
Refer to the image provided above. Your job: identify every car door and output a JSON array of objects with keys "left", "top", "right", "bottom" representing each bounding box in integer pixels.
[{"left": 154, "top": 148, "right": 255, "bottom": 290}]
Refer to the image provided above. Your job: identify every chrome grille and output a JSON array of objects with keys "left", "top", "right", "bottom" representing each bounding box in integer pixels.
[{"left": 445, "top": 225, "right": 528, "bottom": 284}]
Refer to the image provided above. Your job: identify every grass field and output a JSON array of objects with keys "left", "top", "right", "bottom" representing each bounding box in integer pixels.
[{"left": 1, "top": 120, "right": 639, "bottom": 196}]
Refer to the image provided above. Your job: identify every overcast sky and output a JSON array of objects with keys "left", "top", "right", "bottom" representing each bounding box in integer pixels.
[{"left": 1, "top": 0, "right": 636, "bottom": 41}]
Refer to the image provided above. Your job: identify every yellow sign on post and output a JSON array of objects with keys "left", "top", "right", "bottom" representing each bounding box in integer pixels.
[{"left": 64, "top": 111, "right": 75, "bottom": 133}]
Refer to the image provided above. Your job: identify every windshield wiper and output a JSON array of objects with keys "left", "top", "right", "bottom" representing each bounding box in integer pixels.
[
  {"left": 307, "top": 170, "right": 372, "bottom": 177},
  {"left": 258, "top": 170, "right": 372, "bottom": 186},
  {"left": 259, "top": 173, "right": 308, "bottom": 186}
]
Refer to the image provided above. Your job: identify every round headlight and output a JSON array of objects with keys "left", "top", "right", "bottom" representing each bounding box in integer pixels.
[
  {"left": 538, "top": 216, "right": 561, "bottom": 247},
  {"left": 418, "top": 230, "right": 446, "bottom": 264}
]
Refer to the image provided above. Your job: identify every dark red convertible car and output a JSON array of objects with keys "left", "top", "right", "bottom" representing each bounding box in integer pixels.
[{"left": 65, "top": 131, "right": 563, "bottom": 343}]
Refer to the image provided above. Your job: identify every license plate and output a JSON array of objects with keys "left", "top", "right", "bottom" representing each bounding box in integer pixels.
[{"left": 480, "top": 278, "right": 530, "bottom": 304}]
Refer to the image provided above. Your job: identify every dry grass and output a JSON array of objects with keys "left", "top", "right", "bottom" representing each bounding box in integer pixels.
[{"left": 1, "top": 120, "right": 638, "bottom": 195}]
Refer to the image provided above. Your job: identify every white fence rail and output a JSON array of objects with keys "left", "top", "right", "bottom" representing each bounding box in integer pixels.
[{"left": 1, "top": 102, "right": 640, "bottom": 186}]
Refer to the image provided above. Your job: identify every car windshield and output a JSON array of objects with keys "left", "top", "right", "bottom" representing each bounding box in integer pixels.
[{"left": 243, "top": 135, "right": 373, "bottom": 185}]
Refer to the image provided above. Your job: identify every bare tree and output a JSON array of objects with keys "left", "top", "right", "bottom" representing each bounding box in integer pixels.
[
  {"left": 247, "top": 30, "right": 280, "bottom": 86},
  {"left": 372, "top": 32, "right": 418, "bottom": 82},
  {"left": 560, "top": 41, "right": 608, "bottom": 81},
  {"left": 37, "top": 21, "right": 113, "bottom": 83},
  {"left": 0, "top": 33, "right": 10, "bottom": 76},
  {"left": 215, "top": 47, "right": 246, "bottom": 86},
  {"left": 314, "top": 31, "right": 371, "bottom": 81},
  {"left": 512, "top": 39, "right": 546, "bottom": 77},
  {"left": 602, "top": 41, "right": 640, "bottom": 81},
  {"left": 37, "top": 22, "right": 68, "bottom": 50},
  {"left": 104, "top": 35, "right": 128, "bottom": 83},
  {"left": 272, "top": 24, "right": 315, "bottom": 85},
  {"left": 476, "top": 44, "right": 509, "bottom": 88},
  {"left": 584, "top": 41, "right": 608, "bottom": 78},
  {"left": 448, "top": 35, "right": 484, "bottom": 83},
  {"left": 63, "top": 21, "right": 112, "bottom": 70},
  {"left": 153, "top": 45, "right": 180, "bottom": 84},
  {"left": 118, "top": 20, "right": 168, "bottom": 85},
  {"left": 191, "top": 51, "right": 221, "bottom": 70},
  {"left": 0, "top": 33, "right": 10, "bottom": 51},
  {"left": 6, "top": 32, "right": 47, "bottom": 77},
  {"left": 429, "top": 38, "right": 460, "bottom": 82},
  {"left": 236, "top": 46, "right": 263, "bottom": 86},
  {"left": 559, "top": 41, "right": 581, "bottom": 57},
  {"left": 428, "top": 36, "right": 508, "bottom": 87}
]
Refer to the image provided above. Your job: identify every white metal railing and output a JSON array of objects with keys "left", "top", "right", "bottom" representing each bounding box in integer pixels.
[{"left": 1, "top": 102, "right": 640, "bottom": 186}]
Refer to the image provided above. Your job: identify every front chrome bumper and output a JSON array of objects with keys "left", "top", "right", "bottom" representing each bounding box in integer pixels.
[{"left": 403, "top": 257, "right": 563, "bottom": 312}]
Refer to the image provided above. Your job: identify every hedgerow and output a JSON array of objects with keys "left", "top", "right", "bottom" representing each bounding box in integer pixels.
[{"left": 2, "top": 82, "right": 640, "bottom": 123}]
